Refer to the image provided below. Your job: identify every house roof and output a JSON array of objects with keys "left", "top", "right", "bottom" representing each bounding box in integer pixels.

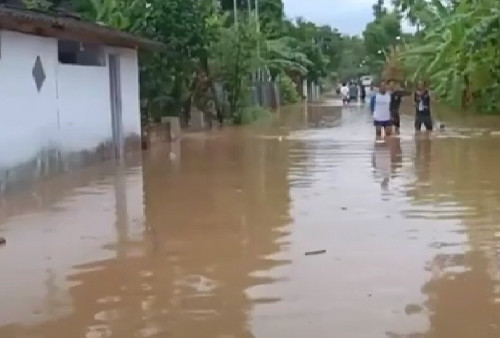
[{"left": 0, "top": 5, "right": 163, "bottom": 50}]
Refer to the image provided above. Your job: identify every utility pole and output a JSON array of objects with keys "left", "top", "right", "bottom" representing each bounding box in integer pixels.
[{"left": 255, "top": 0, "right": 261, "bottom": 81}]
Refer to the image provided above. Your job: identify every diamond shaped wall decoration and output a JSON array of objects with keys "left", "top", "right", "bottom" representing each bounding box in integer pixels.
[{"left": 32, "top": 56, "right": 46, "bottom": 92}]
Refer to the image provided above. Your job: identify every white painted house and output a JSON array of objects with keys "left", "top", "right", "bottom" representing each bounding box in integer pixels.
[{"left": 0, "top": 5, "right": 159, "bottom": 192}]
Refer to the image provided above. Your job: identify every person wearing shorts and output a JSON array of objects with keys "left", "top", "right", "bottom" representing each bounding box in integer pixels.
[{"left": 370, "top": 81, "right": 392, "bottom": 138}]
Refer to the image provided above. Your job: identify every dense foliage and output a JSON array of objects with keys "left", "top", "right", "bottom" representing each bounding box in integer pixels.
[
  {"left": 362, "top": 0, "right": 403, "bottom": 77},
  {"left": 71, "top": 0, "right": 363, "bottom": 123},
  {"left": 25, "top": 0, "right": 377, "bottom": 123},
  {"left": 394, "top": 0, "right": 500, "bottom": 112}
]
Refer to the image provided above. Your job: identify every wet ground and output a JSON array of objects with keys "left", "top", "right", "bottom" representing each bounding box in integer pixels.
[{"left": 2, "top": 99, "right": 500, "bottom": 338}]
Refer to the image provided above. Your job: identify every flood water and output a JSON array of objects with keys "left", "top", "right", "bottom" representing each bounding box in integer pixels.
[{"left": 2, "top": 100, "right": 500, "bottom": 338}]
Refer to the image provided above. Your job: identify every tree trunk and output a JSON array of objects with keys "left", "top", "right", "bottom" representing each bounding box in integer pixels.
[
  {"left": 230, "top": 37, "right": 242, "bottom": 121},
  {"left": 201, "top": 49, "right": 223, "bottom": 127}
]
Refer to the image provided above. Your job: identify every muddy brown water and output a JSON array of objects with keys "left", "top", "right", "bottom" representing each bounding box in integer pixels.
[{"left": 2, "top": 100, "right": 500, "bottom": 338}]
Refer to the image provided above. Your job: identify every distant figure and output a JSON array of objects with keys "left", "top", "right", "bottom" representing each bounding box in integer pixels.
[
  {"left": 389, "top": 80, "right": 410, "bottom": 135},
  {"left": 340, "top": 83, "right": 349, "bottom": 105},
  {"left": 360, "top": 81, "right": 367, "bottom": 102},
  {"left": 370, "top": 80, "right": 392, "bottom": 139},
  {"left": 414, "top": 81, "right": 433, "bottom": 131},
  {"left": 349, "top": 82, "right": 359, "bottom": 102}
]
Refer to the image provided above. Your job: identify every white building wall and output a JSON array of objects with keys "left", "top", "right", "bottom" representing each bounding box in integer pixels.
[
  {"left": 0, "top": 31, "right": 59, "bottom": 168},
  {"left": 0, "top": 30, "right": 141, "bottom": 178},
  {"left": 57, "top": 65, "right": 112, "bottom": 153}
]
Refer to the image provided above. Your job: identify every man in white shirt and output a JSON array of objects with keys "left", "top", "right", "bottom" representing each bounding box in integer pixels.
[
  {"left": 370, "top": 81, "right": 392, "bottom": 138},
  {"left": 340, "top": 83, "right": 349, "bottom": 105}
]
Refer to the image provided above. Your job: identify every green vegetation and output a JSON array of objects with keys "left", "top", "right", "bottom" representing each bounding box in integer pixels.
[
  {"left": 32, "top": 0, "right": 500, "bottom": 115},
  {"left": 238, "top": 106, "right": 272, "bottom": 125},
  {"left": 356, "top": 0, "right": 500, "bottom": 113},
  {"left": 393, "top": 0, "right": 500, "bottom": 112},
  {"left": 64, "top": 0, "right": 374, "bottom": 124},
  {"left": 278, "top": 74, "right": 300, "bottom": 104}
]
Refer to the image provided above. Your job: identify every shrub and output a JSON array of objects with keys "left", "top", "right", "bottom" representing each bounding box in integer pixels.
[
  {"left": 278, "top": 74, "right": 300, "bottom": 104},
  {"left": 235, "top": 106, "right": 272, "bottom": 125}
]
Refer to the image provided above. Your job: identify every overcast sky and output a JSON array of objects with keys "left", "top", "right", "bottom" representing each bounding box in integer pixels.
[{"left": 283, "top": 0, "right": 404, "bottom": 35}]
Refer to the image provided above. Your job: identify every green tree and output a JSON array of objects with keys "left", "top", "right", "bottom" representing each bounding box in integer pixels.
[
  {"left": 401, "top": 0, "right": 500, "bottom": 111},
  {"left": 373, "top": 0, "right": 387, "bottom": 21},
  {"left": 76, "top": 0, "right": 222, "bottom": 125},
  {"left": 211, "top": 18, "right": 261, "bottom": 122},
  {"left": 363, "top": 5, "right": 402, "bottom": 76},
  {"left": 338, "top": 36, "right": 367, "bottom": 81},
  {"left": 258, "top": 0, "right": 285, "bottom": 38},
  {"left": 316, "top": 25, "right": 344, "bottom": 74}
]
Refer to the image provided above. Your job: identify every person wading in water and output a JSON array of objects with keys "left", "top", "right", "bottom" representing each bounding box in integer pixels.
[
  {"left": 388, "top": 80, "right": 410, "bottom": 135},
  {"left": 359, "top": 79, "right": 367, "bottom": 103},
  {"left": 340, "top": 82, "right": 350, "bottom": 105},
  {"left": 370, "top": 80, "right": 392, "bottom": 139},
  {"left": 414, "top": 81, "right": 433, "bottom": 131}
]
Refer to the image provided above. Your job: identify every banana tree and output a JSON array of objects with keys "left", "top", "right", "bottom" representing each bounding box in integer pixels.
[
  {"left": 262, "top": 36, "right": 311, "bottom": 80},
  {"left": 401, "top": 0, "right": 500, "bottom": 111}
]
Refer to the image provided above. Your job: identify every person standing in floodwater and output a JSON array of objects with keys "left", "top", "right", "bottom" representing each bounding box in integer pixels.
[
  {"left": 389, "top": 80, "right": 410, "bottom": 135},
  {"left": 359, "top": 80, "right": 366, "bottom": 102},
  {"left": 349, "top": 82, "right": 359, "bottom": 102},
  {"left": 414, "top": 81, "right": 433, "bottom": 131},
  {"left": 340, "top": 82, "right": 349, "bottom": 105},
  {"left": 370, "top": 80, "right": 392, "bottom": 139}
]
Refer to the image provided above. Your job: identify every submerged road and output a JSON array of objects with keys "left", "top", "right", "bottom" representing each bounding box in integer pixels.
[{"left": 1, "top": 99, "right": 500, "bottom": 337}]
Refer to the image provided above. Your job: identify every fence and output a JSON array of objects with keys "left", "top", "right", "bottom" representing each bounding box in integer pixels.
[{"left": 215, "top": 80, "right": 281, "bottom": 112}]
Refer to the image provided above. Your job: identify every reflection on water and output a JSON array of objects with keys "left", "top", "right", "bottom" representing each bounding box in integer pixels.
[
  {"left": 1, "top": 102, "right": 500, "bottom": 337},
  {"left": 372, "top": 138, "right": 402, "bottom": 191}
]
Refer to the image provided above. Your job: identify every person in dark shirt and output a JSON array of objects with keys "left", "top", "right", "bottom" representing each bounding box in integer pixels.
[
  {"left": 414, "top": 81, "right": 433, "bottom": 131},
  {"left": 388, "top": 80, "right": 410, "bottom": 135},
  {"left": 349, "top": 82, "right": 359, "bottom": 102},
  {"left": 359, "top": 80, "right": 367, "bottom": 102}
]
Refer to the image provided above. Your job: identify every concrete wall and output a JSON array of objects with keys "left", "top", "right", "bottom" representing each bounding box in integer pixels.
[
  {"left": 0, "top": 31, "right": 58, "bottom": 169},
  {"left": 0, "top": 30, "right": 141, "bottom": 189},
  {"left": 57, "top": 64, "right": 112, "bottom": 153}
]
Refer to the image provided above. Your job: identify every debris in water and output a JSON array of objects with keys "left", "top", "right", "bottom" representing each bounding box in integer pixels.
[
  {"left": 404, "top": 303, "right": 423, "bottom": 315},
  {"left": 341, "top": 207, "right": 348, "bottom": 211},
  {"left": 0, "top": 237, "right": 6, "bottom": 245},
  {"left": 305, "top": 250, "right": 326, "bottom": 256}
]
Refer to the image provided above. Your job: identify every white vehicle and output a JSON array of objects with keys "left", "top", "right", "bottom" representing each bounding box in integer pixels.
[{"left": 361, "top": 75, "right": 374, "bottom": 87}]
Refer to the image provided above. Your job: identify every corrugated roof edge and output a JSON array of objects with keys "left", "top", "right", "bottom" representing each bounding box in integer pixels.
[{"left": 0, "top": 5, "right": 164, "bottom": 50}]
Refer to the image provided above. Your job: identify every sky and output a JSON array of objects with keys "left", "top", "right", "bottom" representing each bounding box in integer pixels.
[{"left": 283, "top": 0, "right": 405, "bottom": 36}]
